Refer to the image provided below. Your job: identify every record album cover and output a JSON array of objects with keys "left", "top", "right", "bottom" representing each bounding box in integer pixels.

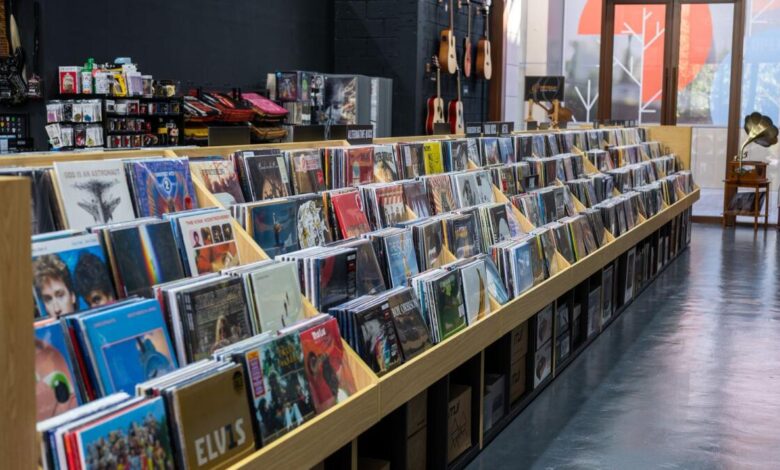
[
  {"left": 460, "top": 261, "right": 491, "bottom": 324},
  {"left": 357, "top": 303, "right": 403, "bottom": 374},
  {"left": 250, "top": 200, "right": 299, "bottom": 257},
  {"left": 33, "top": 233, "right": 115, "bottom": 317},
  {"left": 128, "top": 158, "right": 198, "bottom": 217},
  {"left": 296, "top": 196, "right": 331, "bottom": 249},
  {"left": 177, "top": 210, "right": 240, "bottom": 276},
  {"left": 387, "top": 288, "right": 431, "bottom": 361},
  {"left": 433, "top": 271, "right": 467, "bottom": 341},
  {"left": 300, "top": 317, "right": 357, "bottom": 413},
  {"left": 35, "top": 320, "right": 81, "bottom": 420},
  {"left": 373, "top": 144, "right": 399, "bottom": 182},
  {"left": 74, "top": 398, "right": 175, "bottom": 470},
  {"left": 384, "top": 230, "right": 420, "bottom": 288},
  {"left": 53, "top": 160, "right": 136, "bottom": 230},
  {"left": 289, "top": 149, "right": 326, "bottom": 194},
  {"left": 109, "top": 221, "right": 186, "bottom": 298},
  {"left": 249, "top": 262, "right": 305, "bottom": 333},
  {"left": 190, "top": 159, "right": 246, "bottom": 206},
  {"left": 245, "top": 154, "right": 291, "bottom": 200},
  {"left": 423, "top": 142, "right": 445, "bottom": 175},
  {"left": 244, "top": 333, "right": 313, "bottom": 445},
  {"left": 331, "top": 191, "right": 371, "bottom": 239},
  {"left": 345, "top": 146, "right": 375, "bottom": 187}
]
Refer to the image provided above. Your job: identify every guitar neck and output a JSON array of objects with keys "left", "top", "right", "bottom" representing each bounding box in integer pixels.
[
  {"left": 0, "top": 1, "right": 9, "bottom": 57},
  {"left": 436, "top": 68, "right": 441, "bottom": 99},
  {"left": 467, "top": 4, "right": 472, "bottom": 37},
  {"left": 484, "top": 6, "right": 490, "bottom": 37},
  {"left": 457, "top": 73, "right": 461, "bottom": 101},
  {"left": 449, "top": 0, "right": 454, "bottom": 27}
]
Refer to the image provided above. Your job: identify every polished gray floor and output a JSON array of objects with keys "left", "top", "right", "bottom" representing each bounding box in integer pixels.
[{"left": 469, "top": 224, "right": 780, "bottom": 469}]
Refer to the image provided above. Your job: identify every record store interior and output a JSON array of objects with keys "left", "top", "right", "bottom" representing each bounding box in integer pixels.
[{"left": 3, "top": 1, "right": 780, "bottom": 469}]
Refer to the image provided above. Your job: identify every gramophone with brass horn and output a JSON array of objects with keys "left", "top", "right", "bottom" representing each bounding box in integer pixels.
[{"left": 734, "top": 112, "right": 779, "bottom": 175}]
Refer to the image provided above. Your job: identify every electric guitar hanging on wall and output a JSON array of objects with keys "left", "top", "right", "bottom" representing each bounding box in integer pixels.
[
  {"left": 438, "top": 0, "right": 458, "bottom": 75},
  {"left": 448, "top": 69, "right": 465, "bottom": 134},
  {"left": 462, "top": 0, "right": 473, "bottom": 78},
  {"left": 426, "top": 57, "right": 446, "bottom": 135},
  {"left": 476, "top": 2, "right": 492, "bottom": 81},
  {"left": 0, "top": 0, "right": 26, "bottom": 105}
]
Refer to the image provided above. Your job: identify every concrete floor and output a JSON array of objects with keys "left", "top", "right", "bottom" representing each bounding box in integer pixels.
[{"left": 469, "top": 224, "right": 780, "bottom": 469}]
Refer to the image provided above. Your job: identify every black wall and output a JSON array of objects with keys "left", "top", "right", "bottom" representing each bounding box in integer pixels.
[{"left": 2, "top": 0, "right": 493, "bottom": 149}]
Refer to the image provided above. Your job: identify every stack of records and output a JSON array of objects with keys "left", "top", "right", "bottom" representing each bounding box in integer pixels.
[
  {"left": 397, "top": 142, "right": 425, "bottom": 178},
  {"left": 479, "top": 137, "right": 502, "bottom": 166},
  {"left": 528, "top": 226, "right": 563, "bottom": 278},
  {"left": 190, "top": 157, "right": 247, "bottom": 207},
  {"left": 565, "top": 178, "right": 600, "bottom": 208},
  {"left": 450, "top": 170, "right": 495, "bottom": 208},
  {"left": 410, "top": 268, "right": 467, "bottom": 343},
  {"left": 287, "top": 148, "right": 327, "bottom": 194},
  {"left": 442, "top": 211, "right": 482, "bottom": 259},
  {"left": 408, "top": 217, "right": 448, "bottom": 271},
  {"left": 238, "top": 194, "right": 331, "bottom": 256},
  {"left": 651, "top": 155, "right": 677, "bottom": 176},
  {"left": 329, "top": 288, "right": 429, "bottom": 373},
  {"left": 365, "top": 227, "right": 420, "bottom": 289},
  {"left": 497, "top": 136, "right": 516, "bottom": 164},
  {"left": 372, "top": 144, "right": 400, "bottom": 183},
  {"left": 330, "top": 237, "right": 388, "bottom": 296},
  {"left": 124, "top": 157, "right": 199, "bottom": 217},
  {"left": 491, "top": 165, "right": 520, "bottom": 196},
  {"left": 326, "top": 188, "right": 371, "bottom": 240},
  {"left": 641, "top": 141, "right": 664, "bottom": 159},
  {"left": 473, "top": 202, "right": 524, "bottom": 247},
  {"left": 278, "top": 246, "right": 358, "bottom": 311},
  {"left": 452, "top": 257, "right": 493, "bottom": 324},
  {"left": 360, "top": 182, "right": 413, "bottom": 229},
  {"left": 586, "top": 149, "right": 613, "bottom": 172},
  {"left": 511, "top": 193, "right": 543, "bottom": 227},
  {"left": 38, "top": 393, "right": 177, "bottom": 470},
  {"left": 490, "top": 235, "right": 544, "bottom": 298},
  {"left": 231, "top": 148, "right": 291, "bottom": 201},
  {"left": 441, "top": 138, "right": 471, "bottom": 172},
  {"left": 403, "top": 179, "right": 433, "bottom": 217},
  {"left": 164, "top": 207, "right": 240, "bottom": 276},
  {"left": 422, "top": 174, "right": 457, "bottom": 214},
  {"left": 635, "top": 183, "right": 665, "bottom": 218}
]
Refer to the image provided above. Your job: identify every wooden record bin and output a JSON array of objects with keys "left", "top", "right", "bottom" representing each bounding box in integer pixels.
[{"left": 0, "top": 128, "right": 701, "bottom": 470}]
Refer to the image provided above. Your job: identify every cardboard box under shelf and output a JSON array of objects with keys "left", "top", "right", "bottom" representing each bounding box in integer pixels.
[
  {"left": 406, "top": 391, "right": 427, "bottom": 437},
  {"left": 510, "top": 356, "right": 527, "bottom": 404},
  {"left": 406, "top": 427, "right": 427, "bottom": 470},
  {"left": 358, "top": 457, "right": 391, "bottom": 470},
  {"left": 483, "top": 374, "right": 507, "bottom": 432},
  {"left": 447, "top": 384, "right": 472, "bottom": 464},
  {"left": 510, "top": 323, "right": 528, "bottom": 363}
]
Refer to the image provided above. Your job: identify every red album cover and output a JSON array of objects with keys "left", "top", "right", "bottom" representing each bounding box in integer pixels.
[
  {"left": 331, "top": 191, "right": 371, "bottom": 239},
  {"left": 300, "top": 317, "right": 357, "bottom": 413},
  {"left": 345, "top": 146, "right": 375, "bottom": 187}
]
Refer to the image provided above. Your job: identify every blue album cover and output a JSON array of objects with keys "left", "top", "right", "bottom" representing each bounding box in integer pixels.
[
  {"left": 250, "top": 201, "right": 299, "bottom": 258},
  {"left": 498, "top": 137, "right": 516, "bottom": 164},
  {"left": 513, "top": 242, "right": 535, "bottom": 297},
  {"left": 384, "top": 231, "right": 419, "bottom": 288},
  {"left": 80, "top": 299, "right": 178, "bottom": 396},
  {"left": 34, "top": 321, "right": 82, "bottom": 421},
  {"left": 32, "top": 233, "right": 116, "bottom": 318},
  {"left": 75, "top": 397, "right": 175, "bottom": 469},
  {"left": 129, "top": 158, "right": 198, "bottom": 217},
  {"left": 484, "top": 257, "right": 511, "bottom": 304}
]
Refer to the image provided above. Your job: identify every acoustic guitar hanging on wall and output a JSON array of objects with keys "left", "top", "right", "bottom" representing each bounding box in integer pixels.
[
  {"left": 438, "top": 0, "right": 458, "bottom": 75},
  {"left": 476, "top": 2, "right": 492, "bottom": 81},
  {"left": 426, "top": 57, "right": 446, "bottom": 135}
]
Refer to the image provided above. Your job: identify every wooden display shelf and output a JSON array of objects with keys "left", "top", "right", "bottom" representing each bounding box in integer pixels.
[
  {"left": 169, "top": 140, "right": 350, "bottom": 158},
  {"left": 2, "top": 127, "right": 696, "bottom": 470}
]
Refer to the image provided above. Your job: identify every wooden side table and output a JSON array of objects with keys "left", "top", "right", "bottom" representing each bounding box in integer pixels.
[{"left": 724, "top": 179, "right": 771, "bottom": 231}]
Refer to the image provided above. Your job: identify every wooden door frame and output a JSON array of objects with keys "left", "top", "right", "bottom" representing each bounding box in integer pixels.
[{"left": 488, "top": 0, "right": 507, "bottom": 121}]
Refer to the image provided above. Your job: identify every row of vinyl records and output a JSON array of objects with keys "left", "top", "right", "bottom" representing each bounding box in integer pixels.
[
  {"left": 35, "top": 206, "right": 694, "bottom": 470},
  {"left": 4, "top": 127, "right": 664, "bottom": 237},
  {"left": 30, "top": 157, "right": 694, "bottom": 411}
]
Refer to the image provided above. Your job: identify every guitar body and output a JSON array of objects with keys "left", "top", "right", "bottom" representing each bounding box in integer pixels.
[
  {"left": 438, "top": 28, "right": 457, "bottom": 75},
  {"left": 426, "top": 96, "right": 446, "bottom": 135},
  {"left": 448, "top": 99, "right": 464, "bottom": 134},
  {"left": 476, "top": 37, "right": 492, "bottom": 80},
  {"left": 463, "top": 37, "right": 473, "bottom": 78}
]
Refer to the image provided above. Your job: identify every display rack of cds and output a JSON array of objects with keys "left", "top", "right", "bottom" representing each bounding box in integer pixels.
[{"left": 0, "top": 127, "right": 699, "bottom": 470}]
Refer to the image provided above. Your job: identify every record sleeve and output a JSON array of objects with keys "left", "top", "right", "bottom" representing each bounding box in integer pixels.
[
  {"left": 317, "top": 249, "right": 358, "bottom": 311},
  {"left": 35, "top": 320, "right": 82, "bottom": 420},
  {"left": 373, "top": 144, "right": 399, "bottom": 182},
  {"left": 300, "top": 317, "right": 357, "bottom": 413},
  {"left": 190, "top": 159, "right": 246, "bottom": 206},
  {"left": 446, "top": 139, "right": 470, "bottom": 172},
  {"left": 356, "top": 302, "right": 403, "bottom": 374},
  {"left": 375, "top": 184, "right": 409, "bottom": 228},
  {"left": 425, "top": 175, "right": 456, "bottom": 214},
  {"left": 108, "top": 221, "right": 186, "bottom": 298},
  {"left": 345, "top": 146, "right": 375, "bottom": 187},
  {"left": 74, "top": 397, "right": 175, "bottom": 470},
  {"left": 176, "top": 209, "right": 240, "bottom": 276},
  {"left": 433, "top": 271, "right": 467, "bottom": 341},
  {"left": 79, "top": 298, "right": 178, "bottom": 395},
  {"left": 400, "top": 143, "right": 425, "bottom": 178},
  {"left": 331, "top": 191, "right": 371, "bottom": 239},
  {"left": 383, "top": 229, "right": 420, "bottom": 288},
  {"left": 177, "top": 277, "right": 253, "bottom": 363},
  {"left": 480, "top": 137, "right": 501, "bottom": 166},
  {"left": 460, "top": 260, "right": 491, "bottom": 324},
  {"left": 53, "top": 160, "right": 137, "bottom": 230},
  {"left": 245, "top": 154, "right": 291, "bottom": 200},
  {"left": 387, "top": 288, "right": 431, "bottom": 361},
  {"left": 402, "top": 180, "right": 432, "bottom": 218},
  {"left": 289, "top": 149, "right": 326, "bottom": 194},
  {"left": 0, "top": 168, "right": 59, "bottom": 234},
  {"left": 422, "top": 142, "right": 445, "bottom": 175},
  {"left": 249, "top": 200, "right": 299, "bottom": 257},
  {"left": 248, "top": 262, "right": 305, "bottom": 333},
  {"left": 169, "top": 365, "right": 255, "bottom": 468},
  {"left": 243, "top": 333, "right": 313, "bottom": 445},
  {"left": 127, "top": 158, "right": 198, "bottom": 217},
  {"left": 33, "top": 232, "right": 115, "bottom": 317},
  {"left": 296, "top": 195, "right": 331, "bottom": 248}
]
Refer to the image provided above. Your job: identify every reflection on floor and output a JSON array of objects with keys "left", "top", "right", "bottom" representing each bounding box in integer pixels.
[
  {"left": 468, "top": 224, "right": 780, "bottom": 469},
  {"left": 695, "top": 187, "right": 778, "bottom": 223}
]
